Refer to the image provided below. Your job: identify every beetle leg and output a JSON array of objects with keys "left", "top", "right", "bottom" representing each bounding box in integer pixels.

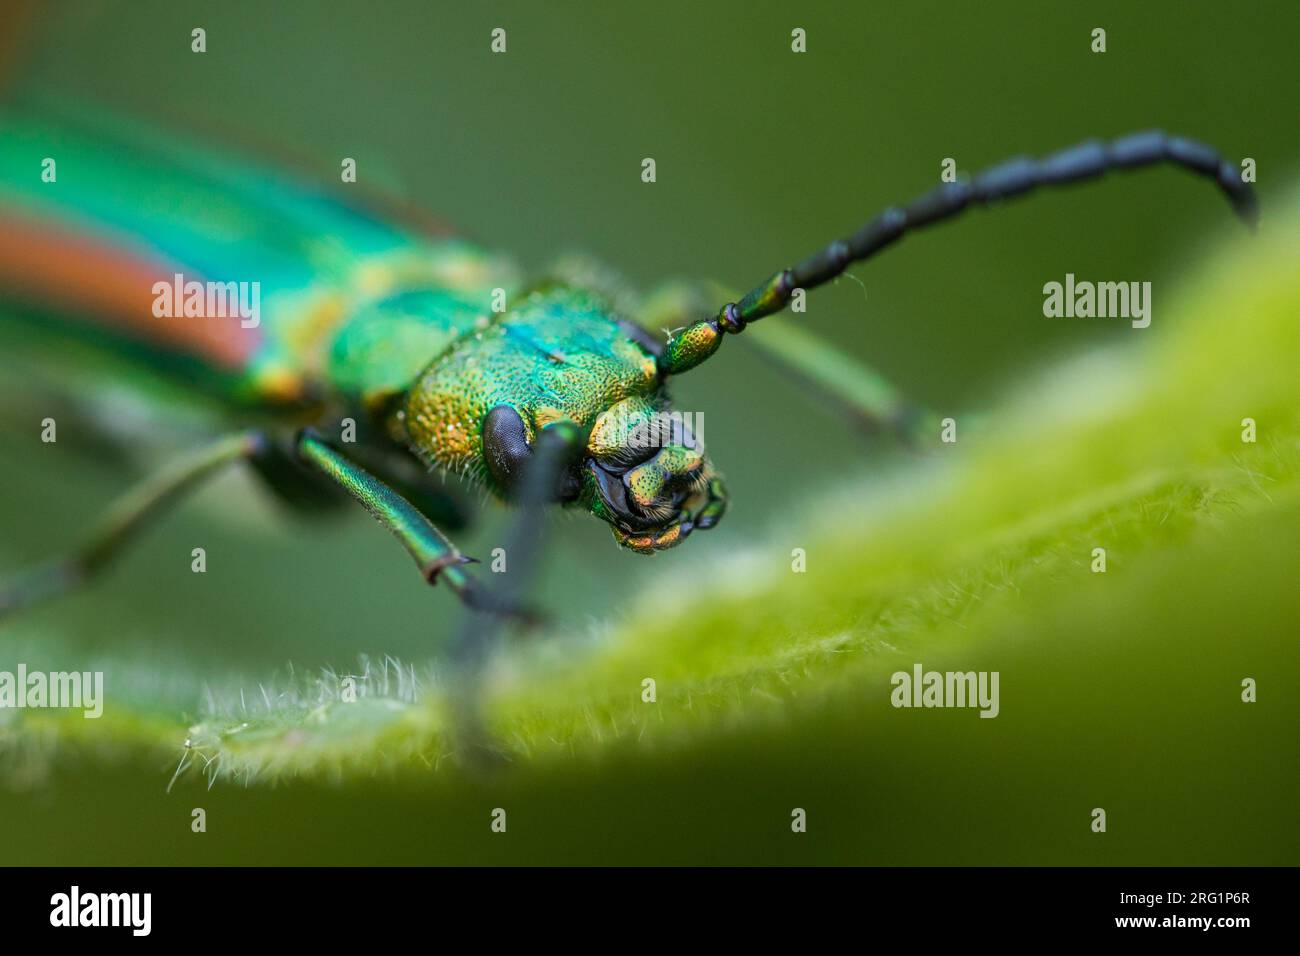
[
  {"left": 445, "top": 420, "right": 585, "bottom": 763},
  {"left": 0, "top": 430, "right": 270, "bottom": 619},
  {"left": 292, "top": 429, "right": 530, "bottom": 621}
]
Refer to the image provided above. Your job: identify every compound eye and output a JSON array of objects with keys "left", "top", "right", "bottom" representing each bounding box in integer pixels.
[
  {"left": 483, "top": 404, "right": 582, "bottom": 502},
  {"left": 483, "top": 404, "right": 532, "bottom": 496}
]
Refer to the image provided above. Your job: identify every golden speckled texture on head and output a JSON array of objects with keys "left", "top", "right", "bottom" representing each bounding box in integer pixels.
[{"left": 400, "top": 287, "right": 660, "bottom": 493}]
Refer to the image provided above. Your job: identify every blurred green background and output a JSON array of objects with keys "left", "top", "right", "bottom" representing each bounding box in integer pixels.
[{"left": 0, "top": 0, "right": 1297, "bottom": 864}]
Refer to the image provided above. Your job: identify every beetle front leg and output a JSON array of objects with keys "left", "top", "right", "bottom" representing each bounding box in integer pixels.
[
  {"left": 292, "top": 429, "right": 529, "bottom": 620},
  {"left": 445, "top": 420, "right": 585, "bottom": 762}
]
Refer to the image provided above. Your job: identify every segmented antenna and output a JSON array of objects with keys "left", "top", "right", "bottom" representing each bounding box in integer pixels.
[{"left": 659, "top": 130, "right": 1257, "bottom": 376}]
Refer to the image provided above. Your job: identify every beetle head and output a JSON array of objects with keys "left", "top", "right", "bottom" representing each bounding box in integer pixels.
[
  {"left": 482, "top": 395, "right": 726, "bottom": 553},
  {"left": 582, "top": 395, "right": 726, "bottom": 552}
]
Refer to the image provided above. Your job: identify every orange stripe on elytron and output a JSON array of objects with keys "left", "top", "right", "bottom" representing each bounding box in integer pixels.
[{"left": 0, "top": 209, "right": 261, "bottom": 369}]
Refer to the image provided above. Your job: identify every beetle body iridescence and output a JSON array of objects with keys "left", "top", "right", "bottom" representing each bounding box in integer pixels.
[
  {"left": 1, "top": 105, "right": 1253, "bottom": 565},
  {"left": 0, "top": 105, "right": 726, "bottom": 552}
]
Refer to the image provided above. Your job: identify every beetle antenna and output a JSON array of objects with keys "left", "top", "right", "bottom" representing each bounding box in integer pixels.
[{"left": 658, "top": 130, "right": 1257, "bottom": 376}]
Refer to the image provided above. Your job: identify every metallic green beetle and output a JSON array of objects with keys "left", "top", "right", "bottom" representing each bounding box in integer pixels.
[{"left": 0, "top": 102, "right": 1257, "bottom": 629}]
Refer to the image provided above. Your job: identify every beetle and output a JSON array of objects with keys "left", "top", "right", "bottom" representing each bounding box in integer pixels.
[{"left": 0, "top": 104, "right": 1257, "bottom": 650}]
